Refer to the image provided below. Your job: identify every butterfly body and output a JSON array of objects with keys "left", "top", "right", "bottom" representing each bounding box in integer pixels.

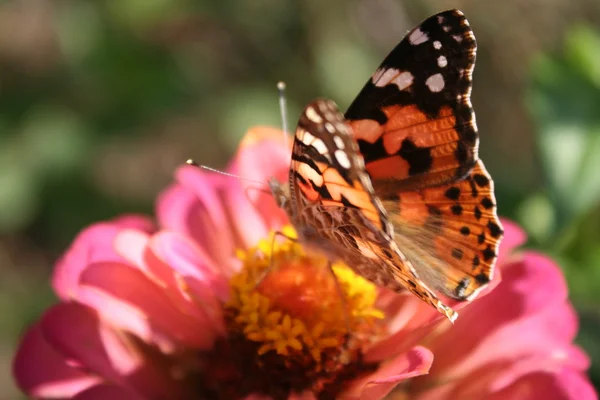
[{"left": 271, "top": 10, "right": 503, "bottom": 322}]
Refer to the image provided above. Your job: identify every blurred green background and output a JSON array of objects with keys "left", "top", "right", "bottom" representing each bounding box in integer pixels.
[{"left": 1, "top": 0, "right": 600, "bottom": 397}]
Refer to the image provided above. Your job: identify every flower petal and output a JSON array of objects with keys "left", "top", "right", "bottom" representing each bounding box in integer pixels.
[
  {"left": 145, "top": 231, "right": 228, "bottom": 333},
  {"left": 157, "top": 165, "right": 236, "bottom": 271},
  {"left": 485, "top": 369, "right": 598, "bottom": 400},
  {"left": 53, "top": 217, "right": 154, "bottom": 300},
  {"left": 226, "top": 126, "right": 291, "bottom": 239},
  {"left": 148, "top": 230, "right": 229, "bottom": 301},
  {"left": 341, "top": 346, "right": 433, "bottom": 400},
  {"left": 417, "top": 251, "right": 580, "bottom": 391},
  {"left": 13, "top": 321, "right": 101, "bottom": 398},
  {"left": 40, "top": 302, "right": 184, "bottom": 399},
  {"left": 77, "top": 262, "right": 217, "bottom": 350}
]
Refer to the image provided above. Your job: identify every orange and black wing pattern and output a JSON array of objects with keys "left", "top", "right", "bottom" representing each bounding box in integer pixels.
[
  {"left": 272, "top": 9, "right": 502, "bottom": 322},
  {"left": 345, "top": 10, "right": 503, "bottom": 301},
  {"left": 346, "top": 9, "right": 478, "bottom": 194},
  {"left": 282, "top": 99, "right": 459, "bottom": 322},
  {"left": 287, "top": 99, "right": 389, "bottom": 237}
]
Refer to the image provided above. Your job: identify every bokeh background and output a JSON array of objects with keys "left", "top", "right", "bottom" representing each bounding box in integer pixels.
[{"left": 1, "top": 0, "right": 600, "bottom": 397}]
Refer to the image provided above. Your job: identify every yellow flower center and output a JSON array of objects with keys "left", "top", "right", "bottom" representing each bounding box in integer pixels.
[{"left": 224, "top": 226, "right": 384, "bottom": 394}]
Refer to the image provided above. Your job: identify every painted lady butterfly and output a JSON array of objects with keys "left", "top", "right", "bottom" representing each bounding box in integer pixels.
[{"left": 269, "top": 9, "right": 503, "bottom": 322}]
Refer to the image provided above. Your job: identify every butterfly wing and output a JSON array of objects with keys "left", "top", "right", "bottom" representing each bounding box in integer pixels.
[
  {"left": 345, "top": 9, "right": 503, "bottom": 300},
  {"left": 287, "top": 99, "right": 389, "bottom": 235},
  {"left": 285, "top": 99, "right": 458, "bottom": 321},
  {"left": 383, "top": 161, "right": 502, "bottom": 300},
  {"left": 346, "top": 9, "right": 478, "bottom": 194}
]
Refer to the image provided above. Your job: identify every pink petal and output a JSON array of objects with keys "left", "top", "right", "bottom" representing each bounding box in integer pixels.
[
  {"left": 13, "top": 321, "right": 101, "bottom": 398},
  {"left": 113, "top": 229, "right": 151, "bottom": 272},
  {"left": 424, "top": 251, "right": 575, "bottom": 383},
  {"left": 41, "top": 303, "right": 141, "bottom": 379},
  {"left": 114, "top": 230, "right": 226, "bottom": 334},
  {"left": 74, "top": 384, "right": 147, "bottom": 400},
  {"left": 145, "top": 231, "right": 228, "bottom": 333},
  {"left": 113, "top": 215, "right": 156, "bottom": 234},
  {"left": 227, "top": 127, "right": 291, "bottom": 238},
  {"left": 481, "top": 304, "right": 588, "bottom": 392},
  {"left": 486, "top": 369, "right": 598, "bottom": 400},
  {"left": 77, "top": 262, "right": 217, "bottom": 350},
  {"left": 500, "top": 252, "right": 568, "bottom": 313},
  {"left": 219, "top": 180, "right": 275, "bottom": 249},
  {"left": 553, "top": 368, "right": 598, "bottom": 400},
  {"left": 40, "top": 303, "right": 183, "bottom": 399},
  {"left": 148, "top": 231, "right": 229, "bottom": 301},
  {"left": 157, "top": 165, "right": 237, "bottom": 271},
  {"left": 53, "top": 218, "right": 152, "bottom": 300},
  {"left": 341, "top": 346, "right": 433, "bottom": 400}
]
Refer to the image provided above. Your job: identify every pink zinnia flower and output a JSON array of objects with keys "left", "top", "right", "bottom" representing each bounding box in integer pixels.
[{"left": 13, "top": 127, "right": 596, "bottom": 399}]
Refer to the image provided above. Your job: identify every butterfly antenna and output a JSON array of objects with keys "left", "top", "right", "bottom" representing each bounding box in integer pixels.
[
  {"left": 186, "top": 159, "right": 266, "bottom": 186},
  {"left": 277, "top": 81, "right": 290, "bottom": 149}
]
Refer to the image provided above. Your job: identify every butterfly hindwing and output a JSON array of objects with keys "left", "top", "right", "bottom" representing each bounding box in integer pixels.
[{"left": 384, "top": 160, "right": 502, "bottom": 300}]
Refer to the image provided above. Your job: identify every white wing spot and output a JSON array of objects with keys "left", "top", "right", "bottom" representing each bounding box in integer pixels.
[
  {"left": 426, "top": 73, "right": 445, "bottom": 92},
  {"left": 392, "top": 71, "right": 414, "bottom": 91},
  {"left": 374, "top": 68, "right": 399, "bottom": 87},
  {"left": 371, "top": 68, "right": 385, "bottom": 83},
  {"left": 301, "top": 131, "right": 316, "bottom": 145},
  {"left": 433, "top": 40, "right": 442, "bottom": 49},
  {"left": 409, "top": 28, "right": 428, "bottom": 45},
  {"left": 437, "top": 55, "right": 448, "bottom": 68},
  {"left": 333, "top": 135, "right": 345, "bottom": 149},
  {"left": 452, "top": 35, "right": 463, "bottom": 43},
  {"left": 437, "top": 15, "right": 445, "bottom": 24},
  {"left": 305, "top": 106, "right": 322, "bottom": 123},
  {"left": 325, "top": 122, "right": 335, "bottom": 133},
  {"left": 334, "top": 150, "right": 351, "bottom": 169},
  {"left": 443, "top": 25, "right": 451, "bottom": 32},
  {"left": 374, "top": 68, "right": 413, "bottom": 91},
  {"left": 312, "top": 138, "right": 329, "bottom": 155}
]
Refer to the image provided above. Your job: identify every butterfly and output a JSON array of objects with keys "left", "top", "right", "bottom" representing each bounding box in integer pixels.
[{"left": 269, "top": 9, "right": 503, "bottom": 322}]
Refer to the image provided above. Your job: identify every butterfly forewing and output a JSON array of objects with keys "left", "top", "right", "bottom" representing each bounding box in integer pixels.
[
  {"left": 344, "top": 10, "right": 502, "bottom": 302},
  {"left": 346, "top": 9, "right": 478, "bottom": 194},
  {"left": 288, "top": 99, "right": 389, "bottom": 238}
]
